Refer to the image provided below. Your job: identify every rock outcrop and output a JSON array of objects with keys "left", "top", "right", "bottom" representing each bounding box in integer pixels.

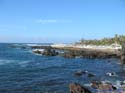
[
  {"left": 69, "top": 83, "right": 92, "bottom": 93},
  {"left": 42, "top": 48, "right": 58, "bottom": 56},
  {"left": 91, "top": 81, "right": 117, "bottom": 93}
]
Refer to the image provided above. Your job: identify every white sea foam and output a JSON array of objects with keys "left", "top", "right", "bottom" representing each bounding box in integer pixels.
[
  {"left": 18, "top": 61, "right": 30, "bottom": 67},
  {"left": 84, "top": 83, "right": 91, "bottom": 87},
  {"left": 0, "top": 59, "right": 31, "bottom": 68},
  {"left": 0, "top": 59, "right": 16, "bottom": 65}
]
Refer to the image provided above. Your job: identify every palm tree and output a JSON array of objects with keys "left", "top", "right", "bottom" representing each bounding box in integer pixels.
[
  {"left": 120, "top": 42, "right": 125, "bottom": 70},
  {"left": 114, "top": 34, "right": 118, "bottom": 43}
]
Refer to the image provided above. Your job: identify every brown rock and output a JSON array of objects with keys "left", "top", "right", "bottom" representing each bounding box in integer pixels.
[{"left": 69, "top": 83, "right": 92, "bottom": 93}]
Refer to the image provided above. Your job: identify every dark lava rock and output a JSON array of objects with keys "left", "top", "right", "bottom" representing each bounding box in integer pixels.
[
  {"left": 62, "top": 49, "right": 119, "bottom": 59},
  {"left": 69, "top": 83, "right": 92, "bottom": 93},
  {"left": 42, "top": 48, "right": 58, "bottom": 56},
  {"left": 33, "top": 50, "right": 42, "bottom": 54},
  {"left": 88, "top": 73, "right": 95, "bottom": 78},
  {"left": 74, "top": 70, "right": 88, "bottom": 77}
]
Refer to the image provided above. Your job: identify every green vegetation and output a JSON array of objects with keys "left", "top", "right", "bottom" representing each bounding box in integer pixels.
[
  {"left": 77, "top": 34, "right": 125, "bottom": 46},
  {"left": 77, "top": 34, "right": 125, "bottom": 67}
]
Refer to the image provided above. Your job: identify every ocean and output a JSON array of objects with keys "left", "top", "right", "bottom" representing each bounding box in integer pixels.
[{"left": 0, "top": 43, "right": 123, "bottom": 93}]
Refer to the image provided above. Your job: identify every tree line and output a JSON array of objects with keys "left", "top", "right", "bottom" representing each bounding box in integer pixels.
[{"left": 77, "top": 34, "right": 125, "bottom": 47}]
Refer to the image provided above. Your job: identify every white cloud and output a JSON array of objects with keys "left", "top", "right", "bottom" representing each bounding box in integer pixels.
[
  {"left": 36, "top": 19, "right": 57, "bottom": 23},
  {"left": 36, "top": 19, "right": 72, "bottom": 24}
]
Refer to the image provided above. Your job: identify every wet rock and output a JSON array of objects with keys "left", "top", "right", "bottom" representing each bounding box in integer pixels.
[
  {"left": 91, "top": 81, "right": 117, "bottom": 93},
  {"left": 91, "top": 80, "right": 101, "bottom": 89},
  {"left": 69, "top": 83, "right": 92, "bottom": 93},
  {"left": 63, "top": 53, "right": 76, "bottom": 58},
  {"left": 106, "top": 72, "right": 117, "bottom": 77},
  {"left": 88, "top": 73, "right": 96, "bottom": 78},
  {"left": 42, "top": 49, "right": 58, "bottom": 56},
  {"left": 121, "top": 80, "right": 125, "bottom": 85},
  {"left": 74, "top": 70, "right": 88, "bottom": 77},
  {"left": 63, "top": 49, "right": 119, "bottom": 59},
  {"left": 97, "top": 83, "right": 115, "bottom": 93},
  {"left": 33, "top": 50, "right": 42, "bottom": 54},
  {"left": 62, "top": 51, "right": 76, "bottom": 58}
]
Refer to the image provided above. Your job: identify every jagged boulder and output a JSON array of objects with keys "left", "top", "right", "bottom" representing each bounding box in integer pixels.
[
  {"left": 69, "top": 83, "right": 92, "bottom": 93},
  {"left": 33, "top": 50, "right": 42, "bottom": 54},
  {"left": 42, "top": 49, "right": 58, "bottom": 56},
  {"left": 91, "top": 81, "right": 117, "bottom": 93}
]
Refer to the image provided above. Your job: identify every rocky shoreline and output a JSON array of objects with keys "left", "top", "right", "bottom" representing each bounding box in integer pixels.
[
  {"left": 32, "top": 46, "right": 121, "bottom": 59},
  {"left": 10, "top": 44, "right": 122, "bottom": 59}
]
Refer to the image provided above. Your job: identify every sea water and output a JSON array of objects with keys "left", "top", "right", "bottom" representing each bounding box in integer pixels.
[{"left": 0, "top": 43, "right": 123, "bottom": 93}]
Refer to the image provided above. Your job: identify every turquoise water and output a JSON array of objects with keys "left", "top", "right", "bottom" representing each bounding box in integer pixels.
[{"left": 0, "top": 43, "right": 123, "bottom": 93}]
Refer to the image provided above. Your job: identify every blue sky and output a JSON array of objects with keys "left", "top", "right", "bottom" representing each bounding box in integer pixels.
[{"left": 0, "top": 0, "right": 125, "bottom": 43}]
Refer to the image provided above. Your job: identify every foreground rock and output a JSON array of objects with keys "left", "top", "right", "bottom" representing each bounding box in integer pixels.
[
  {"left": 98, "top": 84, "right": 116, "bottom": 93},
  {"left": 91, "top": 81, "right": 117, "bottom": 93},
  {"left": 69, "top": 83, "right": 92, "bottom": 93},
  {"left": 69, "top": 81, "right": 125, "bottom": 93}
]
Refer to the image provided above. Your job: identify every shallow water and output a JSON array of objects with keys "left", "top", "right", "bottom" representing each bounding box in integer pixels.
[{"left": 0, "top": 43, "right": 124, "bottom": 93}]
